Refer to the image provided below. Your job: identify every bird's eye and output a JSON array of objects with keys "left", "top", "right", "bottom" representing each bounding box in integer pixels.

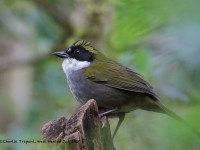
[{"left": 74, "top": 50, "right": 80, "bottom": 55}]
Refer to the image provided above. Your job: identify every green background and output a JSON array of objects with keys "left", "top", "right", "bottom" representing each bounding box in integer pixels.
[{"left": 0, "top": 0, "right": 200, "bottom": 149}]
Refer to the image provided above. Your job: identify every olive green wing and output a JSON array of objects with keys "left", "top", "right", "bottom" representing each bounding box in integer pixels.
[{"left": 84, "top": 60, "right": 157, "bottom": 97}]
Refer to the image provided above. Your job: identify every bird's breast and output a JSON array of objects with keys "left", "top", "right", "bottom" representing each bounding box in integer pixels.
[{"left": 65, "top": 70, "right": 148, "bottom": 113}]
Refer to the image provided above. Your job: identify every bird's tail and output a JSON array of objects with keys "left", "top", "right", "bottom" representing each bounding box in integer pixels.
[{"left": 155, "top": 101, "right": 200, "bottom": 137}]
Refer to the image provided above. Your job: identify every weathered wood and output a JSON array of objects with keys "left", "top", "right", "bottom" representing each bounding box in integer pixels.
[{"left": 42, "top": 99, "right": 115, "bottom": 150}]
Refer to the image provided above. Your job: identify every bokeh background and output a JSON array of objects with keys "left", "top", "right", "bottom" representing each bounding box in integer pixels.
[{"left": 1, "top": 0, "right": 200, "bottom": 150}]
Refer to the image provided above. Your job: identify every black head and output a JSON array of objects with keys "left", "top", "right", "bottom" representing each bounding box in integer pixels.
[{"left": 53, "top": 40, "right": 96, "bottom": 62}]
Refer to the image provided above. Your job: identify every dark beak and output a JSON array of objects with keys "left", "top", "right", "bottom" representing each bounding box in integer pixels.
[{"left": 52, "top": 51, "right": 68, "bottom": 58}]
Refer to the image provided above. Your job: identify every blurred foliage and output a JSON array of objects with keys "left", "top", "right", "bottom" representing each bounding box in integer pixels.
[{"left": 0, "top": 0, "right": 200, "bottom": 150}]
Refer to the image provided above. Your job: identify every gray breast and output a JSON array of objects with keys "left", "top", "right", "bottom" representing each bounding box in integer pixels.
[{"left": 66, "top": 70, "right": 147, "bottom": 112}]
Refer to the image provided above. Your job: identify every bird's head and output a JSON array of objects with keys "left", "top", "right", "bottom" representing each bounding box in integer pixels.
[
  {"left": 53, "top": 39, "right": 99, "bottom": 62},
  {"left": 53, "top": 40, "right": 100, "bottom": 74}
]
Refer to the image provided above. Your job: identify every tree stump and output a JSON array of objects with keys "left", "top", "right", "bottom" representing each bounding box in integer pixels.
[{"left": 42, "top": 99, "right": 115, "bottom": 150}]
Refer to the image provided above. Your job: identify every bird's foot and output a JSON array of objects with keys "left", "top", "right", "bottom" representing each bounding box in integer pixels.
[{"left": 99, "top": 108, "right": 118, "bottom": 118}]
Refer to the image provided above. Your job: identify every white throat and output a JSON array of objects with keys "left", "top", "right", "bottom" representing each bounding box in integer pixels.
[{"left": 62, "top": 58, "right": 90, "bottom": 77}]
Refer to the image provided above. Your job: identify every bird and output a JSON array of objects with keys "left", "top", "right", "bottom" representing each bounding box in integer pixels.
[{"left": 53, "top": 39, "right": 200, "bottom": 139}]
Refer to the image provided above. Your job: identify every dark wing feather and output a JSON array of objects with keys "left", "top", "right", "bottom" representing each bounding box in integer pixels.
[{"left": 84, "top": 59, "right": 157, "bottom": 97}]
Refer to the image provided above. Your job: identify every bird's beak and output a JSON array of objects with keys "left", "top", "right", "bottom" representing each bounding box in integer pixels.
[{"left": 52, "top": 51, "right": 69, "bottom": 58}]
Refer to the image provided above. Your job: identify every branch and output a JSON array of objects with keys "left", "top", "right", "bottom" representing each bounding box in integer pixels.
[{"left": 42, "top": 99, "right": 115, "bottom": 150}]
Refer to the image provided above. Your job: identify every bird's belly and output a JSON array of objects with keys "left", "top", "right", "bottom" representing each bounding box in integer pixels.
[
  {"left": 68, "top": 77, "right": 128, "bottom": 106},
  {"left": 67, "top": 72, "right": 147, "bottom": 113}
]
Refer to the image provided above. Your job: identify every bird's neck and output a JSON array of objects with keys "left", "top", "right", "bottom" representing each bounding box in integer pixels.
[{"left": 62, "top": 58, "right": 91, "bottom": 77}]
